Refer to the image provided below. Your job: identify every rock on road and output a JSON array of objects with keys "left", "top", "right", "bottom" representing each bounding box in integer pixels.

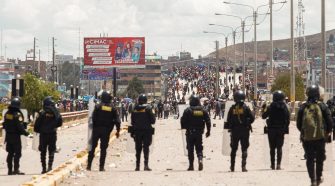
[{"left": 61, "top": 115, "right": 335, "bottom": 186}]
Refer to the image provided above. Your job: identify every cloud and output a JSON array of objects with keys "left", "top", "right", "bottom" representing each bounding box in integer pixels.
[{"left": 1, "top": 0, "right": 335, "bottom": 60}]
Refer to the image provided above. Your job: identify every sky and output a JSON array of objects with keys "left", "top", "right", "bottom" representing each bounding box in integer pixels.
[{"left": 0, "top": 0, "right": 335, "bottom": 61}]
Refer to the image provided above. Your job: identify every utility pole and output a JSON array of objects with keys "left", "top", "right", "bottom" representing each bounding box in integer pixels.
[
  {"left": 215, "top": 40, "right": 220, "bottom": 98},
  {"left": 253, "top": 11, "right": 258, "bottom": 100},
  {"left": 225, "top": 37, "right": 228, "bottom": 93},
  {"left": 33, "top": 37, "right": 36, "bottom": 61},
  {"left": 233, "top": 31, "right": 236, "bottom": 87},
  {"left": 270, "top": 0, "right": 273, "bottom": 76},
  {"left": 321, "top": 0, "right": 326, "bottom": 88},
  {"left": 242, "top": 21, "right": 246, "bottom": 92},
  {"left": 290, "top": 0, "right": 295, "bottom": 102},
  {"left": 51, "top": 37, "right": 56, "bottom": 82},
  {"left": 0, "top": 28, "right": 2, "bottom": 58}
]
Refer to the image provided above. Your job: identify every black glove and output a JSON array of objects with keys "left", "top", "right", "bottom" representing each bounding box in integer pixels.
[
  {"left": 205, "top": 131, "right": 210, "bottom": 138},
  {"left": 24, "top": 131, "right": 29, "bottom": 136},
  {"left": 23, "top": 122, "right": 28, "bottom": 129}
]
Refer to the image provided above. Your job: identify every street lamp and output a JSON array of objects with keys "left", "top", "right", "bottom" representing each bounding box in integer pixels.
[
  {"left": 209, "top": 24, "right": 249, "bottom": 89},
  {"left": 203, "top": 31, "right": 231, "bottom": 98}
]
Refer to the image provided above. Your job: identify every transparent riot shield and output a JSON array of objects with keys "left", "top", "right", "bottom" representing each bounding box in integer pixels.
[
  {"left": 32, "top": 112, "right": 39, "bottom": 151},
  {"left": 221, "top": 129, "right": 231, "bottom": 156},
  {"left": 1, "top": 130, "right": 5, "bottom": 150},
  {"left": 324, "top": 138, "right": 334, "bottom": 174},
  {"left": 87, "top": 98, "right": 95, "bottom": 151},
  {"left": 181, "top": 129, "right": 187, "bottom": 156},
  {"left": 263, "top": 132, "right": 290, "bottom": 170},
  {"left": 32, "top": 132, "right": 40, "bottom": 151},
  {"left": 178, "top": 104, "right": 188, "bottom": 156},
  {"left": 222, "top": 101, "right": 234, "bottom": 156}
]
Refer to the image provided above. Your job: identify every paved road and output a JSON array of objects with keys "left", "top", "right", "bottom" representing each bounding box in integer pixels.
[
  {"left": 0, "top": 119, "right": 88, "bottom": 185},
  {"left": 61, "top": 115, "right": 335, "bottom": 186}
]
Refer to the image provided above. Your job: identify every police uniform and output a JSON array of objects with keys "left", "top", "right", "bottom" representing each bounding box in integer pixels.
[
  {"left": 227, "top": 91, "right": 255, "bottom": 172},
  {"left": 87, "top": 98, "right": 120, "bottom": 171},
  {"left": 131, "top": 96, "right": 156, "bottom": 171},
  {"left": 3, "top": 98, "right": 29, "bottom": 175},
  {"left": 181, "top": 104, "right": 211, "bottom": 171},
  {"left": 34, "top": 97, "right": 63, "bottom": 174},
  {"left": 296, "top": 85, "right": 333, "bottom": 185},
  {"left": 262, "top": 91, "right": 290, "bottom": 170}
]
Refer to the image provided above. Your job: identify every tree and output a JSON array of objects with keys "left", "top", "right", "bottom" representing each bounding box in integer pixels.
[
  {"left": 125, "top": 77, "right": 145, "bottom": 99},
  {"left": 22, "top": 73, "right": 60, "bottom": 116},
  {"left": 271, "top": 72, "right": 305, "bottom": 101}
]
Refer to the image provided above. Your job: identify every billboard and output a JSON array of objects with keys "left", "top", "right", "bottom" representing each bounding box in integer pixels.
[
  {"left": 81, "top": 68, "right": 120, "bottom": 80},
  {"left": 84, "top": 37, "right": 145, "bottom": 68}
]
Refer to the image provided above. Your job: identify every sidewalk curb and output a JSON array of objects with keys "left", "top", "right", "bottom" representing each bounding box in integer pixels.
[{"left": 21, "top": 128, "right": 127, "bottom": 186}]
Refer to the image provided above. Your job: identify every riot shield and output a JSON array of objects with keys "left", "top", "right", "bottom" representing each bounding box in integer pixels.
[
  {"left": 1, "top": 130, "right": 5, "bottom": 150},
  {"left": 178, "top": 104, "right": 188, "bottom": 156},
  {"left": 32, "top": 112, "right": 39, "bottom": 151},
  {"left": 222, "top": 101, "right": 234, "bottom": 123},
  {"left": 87, "top": 98, "right": 95, "bottom": 151},
  {"left": 32, "top": 132, "right": 40, "bottom": 151},
  {"left": 221, "top": 129, "right": 231, "bottom": 156},
  {"left": 324, "top": 138, "right": 334, "bottom": 174},
  {"left": 263, "top": 132, "right": 290, "bottom": 169}
]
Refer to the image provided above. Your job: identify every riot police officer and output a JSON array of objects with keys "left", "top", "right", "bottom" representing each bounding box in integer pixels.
[
  {"left": 262, "top": 90, "right": 290, "bottom": 170},
  {"left": 87, "top": 91, "right": 120, "bottom": 171},
  {"left": 297, "top": 85, "right": 333, "bottom": 186},
  {"left": 130, "top": 94, "right": 156, "bottom": 171},
  {"left": 181, "top": 95, "right": 211, "bottom": 171},
  {"left": 34, "top": 96, "right": 63, "bottom": 174},
  {"left": 3, "top": 97, "right": 29, "bottom": 175},
  {"left": 227, "top": 90, "right": 255, "bottom": 172}
]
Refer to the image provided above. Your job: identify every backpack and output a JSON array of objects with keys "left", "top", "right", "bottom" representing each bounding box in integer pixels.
[{"left": 301, "top": 103, "right": 325, "bottom": 141}]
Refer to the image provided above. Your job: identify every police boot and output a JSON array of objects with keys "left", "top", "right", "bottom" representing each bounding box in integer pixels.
[
  {"left": 135, "top": 161, "right": 140, "bottom": 171},
  {"left": 198, "top": 158, "right": 203, "bottom": 171},
  {"left": 144, "top": 161, "right": 152, "bottom": 171},
  {"left": 7, "top": 156, "right": 13, "bottom": 175},
  {"left": 242, "top": 151, "right": 248, "bottom": 172},
  {"left": 135, "top": 154, "right": 141, "bottom": 171},
  {"left": 230, "top": 155, "right": 235, "bottom": 172},
  {"left": 13, "top": 156, "right": 24, "bottom": 175},
  {"left": 87, "top": 152, "right": 94, "bottom": 171},
  {"left": 47, "top": 153, "right": 55, "bottom": 172},
  {"left": 276, "top": 148, "right": 282, "bottom": 170},
  {"left": 188, "top": 158, "right": 194, "bottom": 171}
]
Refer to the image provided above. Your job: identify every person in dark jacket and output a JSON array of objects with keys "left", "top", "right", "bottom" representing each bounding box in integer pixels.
[
  {"left": 296, "top": 85, "right": 333, "bottom": 186},
  {"left": 86, "top": 91, "right": 120, "bottom": 171},
  {"left": 130, "top": 94, "right": 156, "bottom": 171},
  {"left": 262, "top": 90, "right": 290, "bottom": 170},
  {"left": 227, "top": 90, "right": 255, "bottom": 172},
  {"left": 3, "top": 97, "right": 29, "bottom": 175},
  {"left": 34, "top": 96, "right": 63, "bottom": 174},
  {"left": 181, "top": 95, "right": 211, "bottom": 171}
]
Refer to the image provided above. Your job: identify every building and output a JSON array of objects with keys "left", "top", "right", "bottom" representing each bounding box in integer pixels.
[
  {"left": 180, "top": 51, "right": 192, "bottom": 60},
  {"left": 15, "top": 60, "right": 47, "bottom": 80},
  {"left": 0, "top": 59, "right": 14, "bottom": 97},
  {"left": 117, "top": 55, "right": 162, "bottom": 98}
]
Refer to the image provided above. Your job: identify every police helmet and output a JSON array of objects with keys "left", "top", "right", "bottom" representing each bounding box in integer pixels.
[
  {"left": 273, "top": 90, "right": 285, "bottom": 102},
  {"left": 138, "top": 94, "right": 147, "bottom": 104},
  {"left": 10, "top": 97, "right": 21, "bottom": 109},
  {"left": 101, "top": 91, "right": 112, "bottom": 103},
  {"left": 189, "top": 95, "right": 200, "bottom": 106},
  {"left": 306, "top": 85, "right": 320, "bottom": 100},
  {"left": 233, "top": 90, "right": 245, "bottom": 103},
  {"left": 43, "top": 96, "right": 55, "bottom": 107}
]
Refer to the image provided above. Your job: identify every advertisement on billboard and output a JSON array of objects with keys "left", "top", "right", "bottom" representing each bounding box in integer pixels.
[
  {"left": 84, "top": 37, "right": 145, "bottom": 68},
  {"left": 81, "top": 68, "right": 120, "bottom": 80}
]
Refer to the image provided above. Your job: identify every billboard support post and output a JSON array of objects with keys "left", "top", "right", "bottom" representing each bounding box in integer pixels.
[{"left": 113, "top": 67, "right": 117, "bottom": 97}]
